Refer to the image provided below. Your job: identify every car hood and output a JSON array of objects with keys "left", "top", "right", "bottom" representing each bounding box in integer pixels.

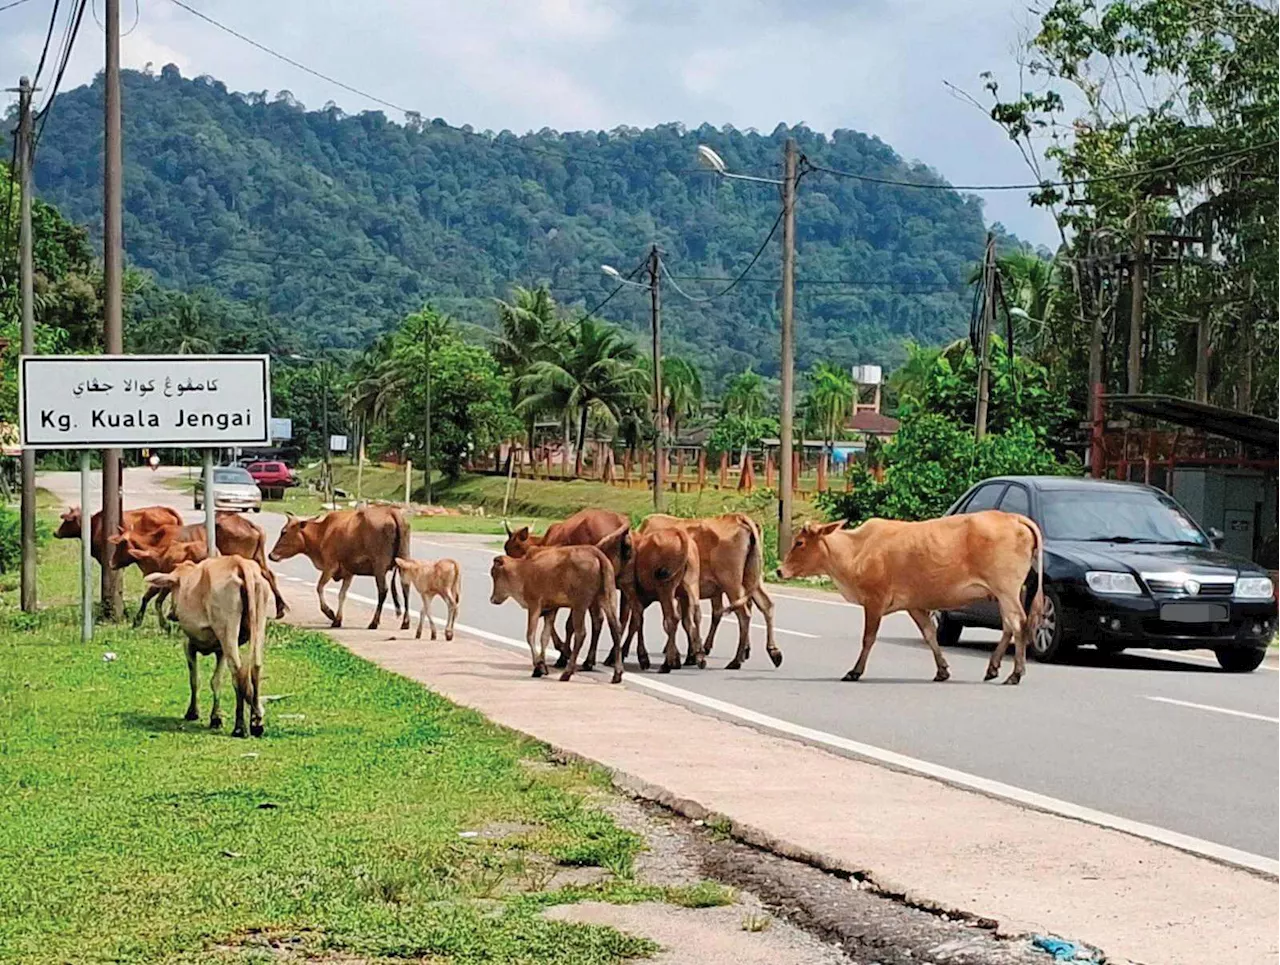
[{"left": 1052, "top": 540, "right": 1264, "bottom": 576}]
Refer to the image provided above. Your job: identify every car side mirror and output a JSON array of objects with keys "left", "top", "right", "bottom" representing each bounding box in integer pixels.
[{"left": 1207, "top": 526, "right": 1225, "bottom": 549}]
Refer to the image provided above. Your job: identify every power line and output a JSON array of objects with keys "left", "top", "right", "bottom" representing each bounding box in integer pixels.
[
  {"left": 662, "top": 205, "right": 785, "bottom": 303},
  {"left": 32, "top": 0, "right": 89, "bottom": 150},
  {"left": 0, "top": 0, "right": 37, "bottom": 12},
  {"left": 31, "top": 0, "right": 62, "bottom": 88}
]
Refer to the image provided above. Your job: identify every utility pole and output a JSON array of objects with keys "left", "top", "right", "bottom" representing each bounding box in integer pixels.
[
  {"left": 423, "top": 314, "right": 433, "bottom": 505},
  {"left": 1127, "top": 214, "right": 1145, "bottom": 395},
  {"left": 777, "top": 138, "right": 798, "bottom": 553},
  {"left": 649, "top": 245, "right": 664, "bottom": 512},
  {"left": 321, "top": 360, "right": 331, "bottom": 506},
  {"left": 1194, "top": 216, "right": 1213, "bottom": 404},
  {"left": 974, "top": 232, "right": 996, "bottom": 440},
  {"left": 101, "top": 0, "right": 124, "bottom": 619},
  {"left": 14, "top": 76, "right": 37, "bottom": 612}
]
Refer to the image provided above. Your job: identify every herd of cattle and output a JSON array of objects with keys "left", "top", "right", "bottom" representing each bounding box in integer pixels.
[{"left": 55, "top": 500, "right": 1045, "bottom": 737}]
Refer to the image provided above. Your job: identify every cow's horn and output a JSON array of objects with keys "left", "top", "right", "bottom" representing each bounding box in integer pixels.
[{"left": 503, "top": 520, "right": 512, "bottom": 537}]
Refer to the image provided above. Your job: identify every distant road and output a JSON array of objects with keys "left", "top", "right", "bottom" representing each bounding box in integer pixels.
[{"left": 42, "top": 468, "right": 1280, "bottom": 867}]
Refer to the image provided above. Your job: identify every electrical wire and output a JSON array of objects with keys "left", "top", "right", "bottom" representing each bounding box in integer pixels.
[
  {"left": 658, "top": 206, "right": 785, "bottom": 303},
  {"left": 30, "top": 0, "right": 62, "bottom": 88},
  {"left": 32, "top": 0, "right": 90, "bottom": 151},
  {"left": 1, "top": 136, "right": 17, "bottom": 269},
  {"left": 0, "top": 0, "right": 37, "bottom": 13}
]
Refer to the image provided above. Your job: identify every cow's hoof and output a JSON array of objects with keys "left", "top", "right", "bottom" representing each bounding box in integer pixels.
[
  {"left": 559, "top": 671, "right": 574, "bottom": 682},
  {"left": 184, "top": 708, "right": 200, "bottom": 722},
  {"left": 430, "top": 631, "right": 437, "bottom": 641},
  {"left": 743, "top": 646, "right": 752, "bottom": 661},
  {"left": 841, "top": 670, "right": 861, "bottom": 682},
  {"left": 725, "top": 659, "right": 742, "bottom": 670},
  {"left": 658, "top": 661, "right": 674, "bottom": 674},
  {"left": 250, "top": 723, "right": 264, "bottom": 738},
  {"left": 366, "top": 620, "right": 380, "bottom": 631},
  {"left": 983, "top": 666, "right": 999, "bottom": 681},
  {"left": 610, "top": 672, "right": 623, "bottom": 684},
  {"left": 1003, "top": 673, "right": 1022, "bottom": 686},
  {"left": 554, "top": 653, "right": 570, "bottom": 670},
  {"left": 582, "top": 659, "right": 595, "bottom": 672},
  {"left": 532, "top": 665, "right": 545, "bottom": 678},
  {"left": 637, "top": 654, "right": 651, "bottom": 671},
  {"left": 231, "top": 727, "right": 247, "bottom": 739},
  {"left": 209, "top": 715, "right": 223, "bottom": 729},
  {"left": 769, "top": 649, "right": 783, "bottom": 668},
  {"left": 400, "top": 620, "right": 411, "bottom": 631},
  {"left": 445, "top": 631, "right": 454, "bottom": 641},
  {"left": 934, "top": 667, "right": 951, "bottom": 682},
  {"left": 329, "top": 619, "right": 343, "bottom": 629},
  {"left": 275, "top": 608, "right": 287, "bottom": 620},
  {"left": 696, "top": 655, "right": 707, "bottom": 670}
]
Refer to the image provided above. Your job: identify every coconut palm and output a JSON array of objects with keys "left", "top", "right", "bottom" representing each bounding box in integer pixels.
[
  {"left": 492, "top": 286, "right": 565, "bottom": 449},
  {"left": 803, "top": 362, "right": 856, "bottom": 452},
  {"left": 517, "top": 317, "right": 646, "bottom": 476},
  {"left": 638, "top": 355, "right": 705, "bottom": 443},
  {"left": 721, "top": 367, "right": 769, "bottom": 420}
]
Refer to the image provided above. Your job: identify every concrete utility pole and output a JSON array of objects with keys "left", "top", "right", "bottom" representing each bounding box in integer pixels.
[
  {"left": 14, "top": 76, "right": 37, "bottom": 612},
  {"left": 101, "top": 0, "right": 125, "bottom": 619},
  {"left": 649, "top": 245, "right": 664, "bottom": 512},
  {"left": 1127, "top": 214, "right": 1145, "bottom": 396},
  {"left": 1194, "top": 216, "right": 1213, "bottom": 404},
  {"left": 974, "top": 232, "right": 997, "bottom": 441},
  {"left": 423, "top": 315, "right": 433, "bottom": 505},
  {"left": 777, "top": 137, "right": 798, "bottom": 553}
]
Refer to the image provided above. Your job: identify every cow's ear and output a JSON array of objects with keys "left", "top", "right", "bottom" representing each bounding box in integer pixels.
[
  {"left": 817, "top": 520, "right": 846, "bottom": 536},
  {"left": 107, "top": 533, "right": 124, "bottom": 546},
  {"left": 515, "top": 526, "right": 529, "bottom": 540},
  {"left": 492, "top": 556, "right": 506, "bottom": 568},
  {"left": 145, "top": 572, "right": 180, "bottom": 589}
]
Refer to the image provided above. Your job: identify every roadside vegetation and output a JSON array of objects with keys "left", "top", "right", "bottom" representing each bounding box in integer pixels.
[{"left": 0, "top": 529, "right": 731, "bottom": 963}]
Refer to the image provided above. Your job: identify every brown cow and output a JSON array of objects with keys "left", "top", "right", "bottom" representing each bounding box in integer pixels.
[
  {"left": 395, "top": 557, "right": 461, "bottom": 641},
  {"left": 641, "top": 513, "right": 781, "bottom": 670},
  {"left": 55, "top": 505, "right": 182, "bottom": 564},
  {"left": 600, "top": 525, "right": 703, "bottom": 672},
  {"left": 144, "top": 555, "right": 272, "bottom": 737},
  {"left": 110, "top": 513, "right": 287, "bottom": 620},
  {"left": 107, "top": 531, "right": 208, "bottom": 629},
  {"left": 504, "top": 508, "right": 629, "bottom": 666},
  {"left": 489, "top": 545, "right": 623, "bottom": 683},
  {"left": 269, "top": 507, "right": 410, "bottom": 630},
  {"left": 777, "top": 512, "right": 1045, "bottom": 685}
]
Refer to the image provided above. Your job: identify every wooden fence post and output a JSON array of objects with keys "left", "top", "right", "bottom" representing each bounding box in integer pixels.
[
  {"left": 718, "top": 451, "right": 728, "bottom": 489},
  {"left": 817, "top": 452, "right": 828, "bottom": 492},
  {"left": 697, "top": 449, "right": 707, "bottom": 491},
  {"left": 738, "top": 454, "right": 755, "bottom": 492},
  {"left": 765, "top": 451, "right": 775, "bottom": 489}
]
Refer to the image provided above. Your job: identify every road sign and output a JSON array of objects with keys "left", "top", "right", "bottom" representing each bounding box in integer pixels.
[
  {"left": 270, "top": 417, "right": 293, "bottom": 441},
  {"left": 19, "top": 355, "right": 271, "bottom": 449},
  {"left": 329, "top": 434, "right": 349, "bottom": 453}
]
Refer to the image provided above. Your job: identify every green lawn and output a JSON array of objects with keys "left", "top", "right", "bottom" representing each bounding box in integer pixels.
[{"left": 0, "top": 529, "right": 728, "bottom": 963}]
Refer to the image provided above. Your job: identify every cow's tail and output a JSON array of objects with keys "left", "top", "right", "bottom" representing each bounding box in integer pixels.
[
  {"left": 1020, "top": 516, "right": 1045, "bottom": 641},
  {"left": 391, "top": 509, "right": 411, "bottom": 614},
  {"left": 739, "top": 514, "right": 763, "bottom": 612}
]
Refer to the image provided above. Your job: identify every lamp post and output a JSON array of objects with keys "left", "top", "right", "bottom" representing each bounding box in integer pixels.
[{"left": 697, "top": 140, "right": 801, "bottom": 551}]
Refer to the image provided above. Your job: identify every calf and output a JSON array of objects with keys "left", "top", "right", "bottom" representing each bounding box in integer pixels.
[
  {"left": 489, "top": 545, "right": 623, "bottom": 683},
  {"left": 55, "top": 505, "right": 182, "bottom": 565},
  {"left": 269, "top": 507, "right": 410, "bottom": 630},
  {"left": 641, "top": 513, "right": 781, "bottom": 670},
  {"left": 107, "top": 531, "right": 208, "bottom": 629},
  {"left": 600, "top": 526, "right": 702, "bottom": 673},
  {"left": 111, "top": 513, "right": 287, "bottom": 619},
  {"left": 144, "top": 556, "right": 272, "bottom": 737},
  {"left": 778, "top": 511, "right": 1044, "bottom": 685},
  {"left": 395, "top": 557, "right": 461, "bottom": 642}
]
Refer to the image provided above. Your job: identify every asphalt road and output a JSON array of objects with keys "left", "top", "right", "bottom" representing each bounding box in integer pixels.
[{"left": 44, "top": 469, "right": 1279, "bottom": 865}]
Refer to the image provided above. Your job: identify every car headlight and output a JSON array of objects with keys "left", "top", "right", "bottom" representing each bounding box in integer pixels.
[
  {"left": 1086, "top": 571, "right": 1143, "bottom": 595},
  {"left": 1235, "top": 577, "right": 1275, "bottom": 600}
]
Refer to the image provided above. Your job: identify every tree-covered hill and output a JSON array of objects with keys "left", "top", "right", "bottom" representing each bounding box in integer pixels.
[{"left": 20, "top": 66, "right": 991, "bottom": 382}]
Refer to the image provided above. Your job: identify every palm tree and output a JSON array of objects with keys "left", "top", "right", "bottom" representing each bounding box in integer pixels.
[
  {"left": 968, "top": 252, "right": 1058, "bottom": 362},
  {"left": 518, "top": 317, "right": 646, "bottom": 476},
  {"left": 804, "top": 362, "right": 856, "bottom": 452},
  {"left": 638, "top": 355, "right": 705, "bottom": 443},
  {"left": 721, "top": 367, "right": 768, "bottom": 420},
  {"left": 492, "top": 286, "right": 564, "bottom": 450}
]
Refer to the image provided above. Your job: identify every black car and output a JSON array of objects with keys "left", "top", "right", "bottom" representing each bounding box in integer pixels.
[{"left": 937, "top": 476, "right": 1277, "bottom": 672}]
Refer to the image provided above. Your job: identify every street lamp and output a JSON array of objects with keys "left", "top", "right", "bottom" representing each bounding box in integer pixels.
[{"left": 698, "top": 140, "right": 801, "bottom": 551}]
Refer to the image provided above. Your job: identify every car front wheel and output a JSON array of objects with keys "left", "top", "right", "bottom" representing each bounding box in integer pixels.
[
  {"left": 1029, "top": 587, "right": 1075, "bottom": 663},
  {"left": 1215, "top": 646, "right": 1267, "bottom": 673}
]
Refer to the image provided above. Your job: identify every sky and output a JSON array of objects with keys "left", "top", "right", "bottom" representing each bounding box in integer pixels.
[{"left": 1, "top": 0, "right": 1060, "bottom": 245}]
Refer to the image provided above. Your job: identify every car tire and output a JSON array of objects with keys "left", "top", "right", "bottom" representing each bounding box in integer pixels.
[
  {"left": 1029, "top": 586, "right": 1075, "bottom": 663},
  {"left": 1215, "top": 646, "right": 1267, "bottom": 673},
  {"left": 934, "top": 612, "right": 963, "bottom": 647},
  {"left": 252, "top": 507, "right": 262, "bottom": 513},
  {"left": 1095, "top": 642, "right": 1126, "bottom": 658}
]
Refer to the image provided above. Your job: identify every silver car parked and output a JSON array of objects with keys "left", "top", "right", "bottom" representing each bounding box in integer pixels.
[{"left": 195, "top": 465, "right": 263, "bottom": 513}]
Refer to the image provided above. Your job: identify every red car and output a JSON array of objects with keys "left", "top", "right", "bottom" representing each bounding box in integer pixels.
[{"left": 246, "top": 461, "right": 296, "bottom": 492}]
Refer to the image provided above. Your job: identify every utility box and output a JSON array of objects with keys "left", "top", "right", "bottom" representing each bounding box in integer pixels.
[{"left": 1171, "top": 467, "right": 1278, "bottom": 567}]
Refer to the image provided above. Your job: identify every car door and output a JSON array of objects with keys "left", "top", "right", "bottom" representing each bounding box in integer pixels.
[{"left": 950, "top": 482, "right": 1008, "bottom": 626}]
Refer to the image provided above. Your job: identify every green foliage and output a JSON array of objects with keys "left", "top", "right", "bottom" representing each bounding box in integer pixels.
[
  {"left": 17, "top": 68, "right": 991, "bottom": 384},
  {"left": 707, "top": 414, "right": 778, "bottom": 458},
  {"left": 801, "top": 361, "right": 856, "bottom": 446}
]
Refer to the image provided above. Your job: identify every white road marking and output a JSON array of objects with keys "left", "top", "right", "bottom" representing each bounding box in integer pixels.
[
  {"left": 329, "top": 587, "right": 1276, "bottom": 878},
  {"left": 1127, "top": 647, "right": 1278, "bottom": 672},
  {"left": 772, "top": 590, "right": 849, "bottom": 607},
  {"left": 1144, "top": 695, "right": 1279, "bottom": 724},
  {"left": 752, "top": 623, "right": 818, "bottom": 639}
]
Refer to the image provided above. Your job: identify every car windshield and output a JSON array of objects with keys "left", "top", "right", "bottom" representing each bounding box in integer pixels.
[
  {"left": 1040, "top": 488, "right": 1209, "bottom": 546},
  {"left": 214, "top": 468, "right": 254, "bottom": 485}
]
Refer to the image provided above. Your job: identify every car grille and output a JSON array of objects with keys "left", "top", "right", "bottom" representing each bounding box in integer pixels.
[{"left": 1142, "top": 575, "right": 1235, "bottom": 597}]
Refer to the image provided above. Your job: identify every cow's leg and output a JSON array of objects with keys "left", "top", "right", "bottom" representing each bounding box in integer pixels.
[
  {"left": 704, "top": 593, "right": 725, "bottom": 655},
  {"left": 987, "top": 593, "right": 1027, "bottom": 685},
  {"left": 444, "top": 586, "right": 459, "bottom": 641},
  {"left": 335, "top": 574, "right": 355, "bottom": 629},
  {"left": 413, "top": 586, "right": 428, "bottom": 640},
  {"left": 526, "top": 608, "right": 546, "bottom": 677},
  {"left": 908, "top": 609, "right": 951, "bottom": 682},
  {"left": 208, "top": 650, "right": 227, "bottom": 729},
  {"left": 368, "top": 570, "right": 388, "bottom": 630},
  {"left": 680, "top": 589, "right": 705, "bottom": 669},
  {"left": 722, "top": 590, "right": 753, "bottom": 670},
  {"left": 602, "top": 592, "right": 624, "bottom": 684},
  {"left": 134, "top": 584, "right": 158, "bottom": 629},
  {"left": 255, "top": 557, "right": 287, "bottom": 620},
  {"left": 552, "top": 612, "right": 574, "bottom": 669},
  {"left": 751, "top": 586, "right": 783, "bottom": 668},
  {"left": 561, "top": 605, "right": 590, "bottom": 681},
  {"left": 843, "top": 607, "right": 883, "bottom": 681},
  {"left": 582, "top": 606, "right": 602, "bottom": 672},
  {"left": 605, "top": 593, "right": 630, "bottom": 667},
  {"left": 249, "top": 658, "right": 265, "bottom": 738},
  {"left": 183, "top": 640, "right": 200, "bottom": 721},
  {"left": 316, "top": 569, "right": 339, "bottom": 625},
  {"left": 657, "top": 591, "right": 682, "bottom": 672},
  {"left": 394, "top": 566, "right": 411, "bottom": 631},
  {"left": 425, "top": 592, "right": 439, "bottom": 641}
]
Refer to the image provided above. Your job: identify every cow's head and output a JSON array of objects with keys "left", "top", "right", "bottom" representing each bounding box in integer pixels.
[
  {"left": 489, "top": 556, "right": 515, "bottom": 605},
  {"left": 144, "top": 561, "right": 197, "bottom": 592},
  {"left": 55, "top": 507, "right": 82, "bottom": 540},
  {"left": 502, "top": 524, "right": 536, "bottom": 558},
  {"left": 269, "top": 515, "right": 309, "bottom": 562},
  {"left": 106, "top": 528, "right": 151, "bottom": 570},
  {"left": 778, "top": 520, "right": 845, "bottom": 580},
  {"left": 594, "top": 524, "right": 632, "bottom": 583}
]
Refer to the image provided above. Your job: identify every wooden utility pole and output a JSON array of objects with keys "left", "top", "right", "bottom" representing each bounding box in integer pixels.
[
  {"left": 974, "top": 232, "right": 997, "bottom": 440},
  {"left": 1194, "top": 217, "right": 1213, "bottom": 403},
  {"left": 777, "top": 138, "right": 798, "bottom": 552},
  {"left": 649, "top": 245, "right": 664, "bottom": 512},
  {"left": 101, "top": 0, "right": 125, "bottom": 618},
  {"left": 1127, "top": 215, "right": 1145, "bottom": 395},
  {"left": 14, "top": 76, "right": 37, "bottom": 612},
  {"left": 423, "top": 314, "right": 433, "bottom": 504}
]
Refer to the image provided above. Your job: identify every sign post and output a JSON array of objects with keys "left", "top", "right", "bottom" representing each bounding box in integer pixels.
[
  {"left": 79, "top": 450, "right": 92, "bottom": 643},
  {"left": 20, "top": 354, "right": 270, "bottom": 637}
]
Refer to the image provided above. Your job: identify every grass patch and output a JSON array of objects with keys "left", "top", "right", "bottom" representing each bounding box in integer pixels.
[{"left": 0, "top": 532, "right": 677, "bottom": 963}]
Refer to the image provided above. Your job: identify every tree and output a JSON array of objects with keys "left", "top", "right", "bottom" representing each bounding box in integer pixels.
[
  {"left": 721, "top": 367, "right": 769, "bottom": 420},
  {"left": 640, "top": 355, "right": 704, "bottom": 443},
  {"left": 492, "top": 286, "right": 563, "bottom": 449},
  {"left": 518, "top": 317, "right": 646, "bottom": 476},
  {"left": 802, "top": 362, "right": 856, "bottom": 452}
]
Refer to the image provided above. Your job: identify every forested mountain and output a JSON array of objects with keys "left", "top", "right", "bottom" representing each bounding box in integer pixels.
[{"left": 19, "top": 67, "right": 992, "bottom": 382}]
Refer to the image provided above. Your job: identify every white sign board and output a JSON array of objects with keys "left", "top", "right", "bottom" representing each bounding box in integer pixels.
[
  {"left": 328, "top": 434, "right": 349, "bottom": 453},
  {"left": 270, "top": 417, "right": 293, "bottom": 441},
  {"left": 20, "top": 355, "right": 271, "bottom": 450}
]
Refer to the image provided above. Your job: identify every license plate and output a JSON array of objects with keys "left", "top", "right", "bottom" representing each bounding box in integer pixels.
[{"left": 1160, "top": 603, "right": 1229, "bottom": 623}]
